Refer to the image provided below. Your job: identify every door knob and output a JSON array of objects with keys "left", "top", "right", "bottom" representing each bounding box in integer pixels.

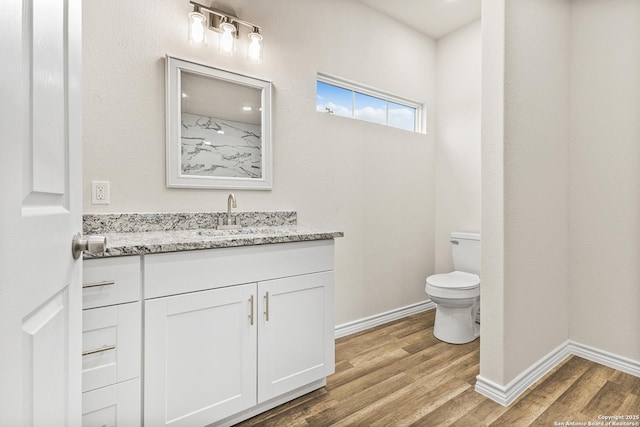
[{"left": 72, "top": 233, "right": 107, "bottom": 260}]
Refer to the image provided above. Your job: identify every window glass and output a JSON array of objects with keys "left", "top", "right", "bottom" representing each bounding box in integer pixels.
[
  {"left": 354, "top": 92, "right": 387, "bottom": 125},
  {"left": 316, "top": 75, "right": 423, "bottom": 133},
  {"left": 388, "top": 102, "right": 416, "bottom": 132},
  {"left": 316, "top": 81, "right": 352, "bottom": 118}
]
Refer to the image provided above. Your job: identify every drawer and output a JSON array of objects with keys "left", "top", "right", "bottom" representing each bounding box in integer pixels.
[
  {"left": 83, "top": 302, "right": 141, "bottom": 393},
  {"left": 145, "top": 240, "right": 335, "bottom": 299},
  {"left": 83, "top": 256, "right": 140, "bottom": 309},
  {"left": 82, "top": 377, "right": 141, "bottom": 427}
]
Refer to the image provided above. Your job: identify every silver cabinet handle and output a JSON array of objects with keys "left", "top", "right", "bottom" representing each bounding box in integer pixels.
[
  {"left": 82, "top": 345, "right": 116, "bottom": 356},
  {"left": 264, "top": 292, "right": 270, "bottom": 321},
  {"left": 82, "top": 280, "right": 115, "bottom": 289},
  {"left": 72, "top": 233, "right": 107, "bottom": 259},
  {"left": 249, "top": 295, "right": 254, "bottom": 325}
]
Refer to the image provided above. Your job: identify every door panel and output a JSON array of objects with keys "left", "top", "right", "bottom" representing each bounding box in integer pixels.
[
  {"left": 0, "top": 0, "right": 82, "bottom": 425},
  {"left": 29, "top": 0, "right": 67, "bottom": 199},
  {"left": 21, "top": 289, "right": 69, "bottom": 426}
]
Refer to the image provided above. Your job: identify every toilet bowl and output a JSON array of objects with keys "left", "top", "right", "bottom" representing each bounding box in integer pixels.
[
  {"left": 426, "top": 271, "right": 480, "bottom": 344},
  {"left": 426, "top": 232, "right": 480, "bottom": 344}
]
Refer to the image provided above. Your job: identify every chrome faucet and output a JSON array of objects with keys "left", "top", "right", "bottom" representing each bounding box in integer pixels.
[
  {"left": 219, "top": 193, "right": 242, "bottom": 230},
  {"left": 227, "top": 193, "right": 237, "bottom": 224}
]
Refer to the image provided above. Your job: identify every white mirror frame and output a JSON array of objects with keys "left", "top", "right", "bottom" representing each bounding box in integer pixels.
[{"left": 166, "top": 56, "right": 272, "bottom": 189}]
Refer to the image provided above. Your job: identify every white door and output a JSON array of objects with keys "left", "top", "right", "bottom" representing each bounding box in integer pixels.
[
  {"left": 0, "top": 0, "right": 83, "bottom": 425},
  {"left": 258, "top": 272, "right": 335, "bottom": 403},
  {"left": 144, "top": 284, "right": 258, "bottom": 426}
]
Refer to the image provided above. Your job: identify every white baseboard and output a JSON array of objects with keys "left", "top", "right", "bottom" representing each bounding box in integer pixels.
[
  {"left": 475, "top": 340, "right": 571, "bottom": 406},
  {"left": 476, "top": 339, "right": 640, "bottom": 407},
  {"left": 569, "top": 341, "right": 640, "bottom": 378},
  {"left": 334, "top": 300, "right": 435, "bottom": 339}
]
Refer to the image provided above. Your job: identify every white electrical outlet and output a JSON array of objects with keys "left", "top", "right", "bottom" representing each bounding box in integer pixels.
[{"left": 91, "top": 181, "right": 110, "bottom": 204}]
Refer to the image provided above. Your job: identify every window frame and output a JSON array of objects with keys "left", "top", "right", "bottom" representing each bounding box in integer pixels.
[{"left": 316, "top": 73, "right": 426, "bottom": 134}]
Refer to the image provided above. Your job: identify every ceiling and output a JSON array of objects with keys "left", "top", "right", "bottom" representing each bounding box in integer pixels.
[{"left": 358, "top": 0, "right": 481, "bottom": 40}]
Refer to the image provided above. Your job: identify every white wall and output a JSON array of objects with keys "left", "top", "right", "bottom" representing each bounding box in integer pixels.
[
  {"left": 503, "top": 0, "right": 571, "bottom": 383},
  {"left": 569, "top": 0, "right": 640, "bottom": 363},
  {"left": 435, "top": 20, "right": 481, "bottom": 273},
  {"left": 479, "top": 0, "right": 506, "bottom": 384},
  {"left": 482, "top": 0, "right": 640, "bottom": 390},
  {"left": 481, "top": 0, "right": 571, "bottom": 385},
  {"left": 82, "top": 0, "right": 437, "bottom": 325}
]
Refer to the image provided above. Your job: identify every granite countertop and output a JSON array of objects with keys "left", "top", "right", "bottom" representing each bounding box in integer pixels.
[
  {"left": 83, "top": 211, "right": 343, "bottom": 258},
  {"left": 87, "top": 225, "right": 343, "bottom": 258}
]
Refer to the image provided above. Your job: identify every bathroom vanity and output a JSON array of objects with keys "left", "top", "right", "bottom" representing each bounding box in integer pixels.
[{"left": 80, "top": 212, "right": 342, "bottom": 426}]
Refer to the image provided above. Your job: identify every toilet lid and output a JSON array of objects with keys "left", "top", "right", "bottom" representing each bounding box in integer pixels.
[{"left": 426, "top": 271, "right": 480, "bottom": 290}]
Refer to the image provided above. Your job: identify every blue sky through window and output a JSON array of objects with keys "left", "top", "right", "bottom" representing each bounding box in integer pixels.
[
  {"left": 354, "top": 92, "right": 386, "bottom": 125},
  {"left": 316, "top": 81, "right": 352, "bottom": 118},
  {"left": 316, "top": 78, "right": 419, "bottom": 132},
  {"left": 388, "top": 102, "right": 416, "bottom": 132}
]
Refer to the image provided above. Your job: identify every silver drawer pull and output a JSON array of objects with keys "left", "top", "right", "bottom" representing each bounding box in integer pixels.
[
  {"left": 82, "top": 345, "right": 116, "bottom": 356},
  {"left": 82, "top": 280, "right": 115, "bottom": 289},
  {"left": 249, "top": 295, "right": 254, "bottom": 326}
]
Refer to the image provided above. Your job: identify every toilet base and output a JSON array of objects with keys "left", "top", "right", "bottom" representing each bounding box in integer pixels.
[{"left": 432, "top": 299, "right": 480, "bottom": 345}]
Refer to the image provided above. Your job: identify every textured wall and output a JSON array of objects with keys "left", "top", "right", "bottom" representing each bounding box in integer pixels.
[
  {"left": 480, "top": 0, "right": 507, "bottom": 384},
  {"left": 435, "top": 19, "right": 481, "bottom": 274},
  {"left": 482, "top": 0, "right": 640, "bottom": 389},
  {"left": 82, "top": 0, "right": 437, "bottom": 324},
  {"left": 481, "top": 0, "right": 571, "bottom": 385},
  {"left": 569, "top": 0, "right": 640, "bottom": 362},
  {"left": 502, "top": 0, "right": 571, "bottom": 383}
]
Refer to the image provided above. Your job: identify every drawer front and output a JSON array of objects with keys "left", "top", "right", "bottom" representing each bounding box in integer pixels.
[
  {"left": 145, "top": 240, "right": 335, "bottom": 299},
  {"left": 83, "top": 302, "right": 141, "bottom": 393},
  {"left": 82, "top": 377, "right": 141, "bottom": 427},
  {"left": 83, "top": 256, "right": 141, "bottom": 309}
]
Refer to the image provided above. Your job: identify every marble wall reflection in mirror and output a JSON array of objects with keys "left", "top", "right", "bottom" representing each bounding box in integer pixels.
[{"left": 166, "top": 56, "right": 272, "bottom": 189}]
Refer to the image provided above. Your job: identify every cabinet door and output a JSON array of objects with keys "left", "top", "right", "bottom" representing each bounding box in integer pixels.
[
  {"left": 258, "top": 271, "right": 334, "bottom": 403},
  {"left": 144, "top": 284, "right": 257, "bottom": 427},
  {"left": 82, "top": 377, "right": 140, "bottom": 427}
]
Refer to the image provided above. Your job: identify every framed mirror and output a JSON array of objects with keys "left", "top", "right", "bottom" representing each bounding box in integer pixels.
[{"left": 166, "top": 56, "right": 272, "bottom": 189}]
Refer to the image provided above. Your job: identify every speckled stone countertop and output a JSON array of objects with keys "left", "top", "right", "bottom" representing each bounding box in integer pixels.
[{"left": 83, "top": 212, "right": 343, "bottom": 258}]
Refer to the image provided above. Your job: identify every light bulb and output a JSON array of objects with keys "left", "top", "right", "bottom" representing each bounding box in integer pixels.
[
  {"left": 218, "top": 22, "right": 236, "bottom": 56},
  {"left": 247, "top": 30, "right": 263, "bottom": 63},
  {"left": 188, "top": 11, "right": 207, "bottom": 46}
]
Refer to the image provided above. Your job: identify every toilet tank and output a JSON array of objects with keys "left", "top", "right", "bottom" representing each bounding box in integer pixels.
[{"left": 451, "top": 232, "right": 480, "bottom": 275}]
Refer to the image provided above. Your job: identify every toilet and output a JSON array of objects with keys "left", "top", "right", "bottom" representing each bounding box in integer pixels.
[{"left": 426, "top": 232, "right": 480, "bottom": 344}]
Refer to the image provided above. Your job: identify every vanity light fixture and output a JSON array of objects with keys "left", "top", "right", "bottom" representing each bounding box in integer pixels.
[
  {"left": 218, "top": 17, "right": 236, "bottom": 55},
  {"left": 188, "top": 2, "right": 263, "bottom": 62},
  {"left": 247, "top": 27, "right": 263, "bottom": 63},
  {"left": 188, "top": 5, "right": 207, "bottom": 46}
]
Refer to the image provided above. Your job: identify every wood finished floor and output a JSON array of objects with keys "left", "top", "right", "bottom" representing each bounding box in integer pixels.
[{"left": 237, "top": 310, "right": 640, "bottom": 426}]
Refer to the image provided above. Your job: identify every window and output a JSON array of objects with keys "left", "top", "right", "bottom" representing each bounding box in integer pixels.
[{"left": 316, "top": 74, "right": 424, "bottom": 133}]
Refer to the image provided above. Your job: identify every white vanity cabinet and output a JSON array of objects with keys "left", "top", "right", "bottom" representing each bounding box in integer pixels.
[
  {"left": 143, "top": 240, "right": 335, "bottom": 426},
  {"left": 257, "top": 272, "right": 334, "bottom": 404},
  {"left": 81, "top": 257, "right": 142, "bottom": 427},
  {"left": 144, "top": 283, "right": 258, "bottom": 426}
]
